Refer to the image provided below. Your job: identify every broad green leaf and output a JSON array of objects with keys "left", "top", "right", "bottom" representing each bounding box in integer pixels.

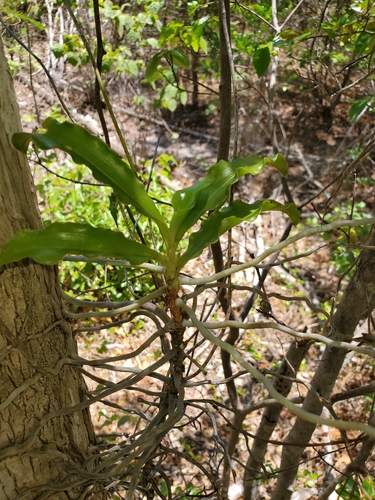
[
  {"left": 51, "top": 43, "right": 65, "bottom": 58},
  {"left": 189, "top": 17, "right": 209, "bottom": 52},
  {"left": 162, "top": 83, "right": 178, "bottom": 101},
  {"left": 178, "top": 199, "right": 299, "bottom": 267},
  {"left": 66, "top": 52, "right": 79, "bottom": 66},
  {"left": 180, "top": 91, "right": 188, "bottom": 105},
  {"left": 355, "top": 32, "right": 375, "bottom": 57},
  {"left": 167, "top": 49, "right": 190, "bottom": 69},
  {"left": 145, "top": 52, "right": 162, "bottom": 80},
  {"left": 349, "top": 97, "right": 371, "bottom": 120},
  {"left": 0, "top": 223, "right": 165, "bottom": 267},
  {"left": 253, "top": 46, "right": 270, "bottom": 78},
  {"left": 335, "top": 477, "right": 360, "bottom": 499},
  {"left": 12, "top": 119, "right": 170, "bottom": 240},
  {"left": 127, "top": 60, "right": 139, "bottom": 76},
  {"left": 170, "top": 153, "right": 288, "bottom": 245},
  {"left": 167, "top": 98, "right": 178, "bottom": 112}
]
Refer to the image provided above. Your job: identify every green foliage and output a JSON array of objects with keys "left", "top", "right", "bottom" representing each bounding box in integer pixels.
[
  {"left": 179, "top": 199, "right": 299, "bottom": 266},
  {"left": 2, "top": 6, "right": 45, "bottom": 30},
  {"left": 349, "top": 97, "right": 373, "bottom": 120},
  {"left": 171, "top": 153, "right": 289, "bottom": 246},
  {"left": 317, "top": 201, "right": 372, "bottom": 276},
  {"left": 98, "top": 0, "right": 164, "bottom": 41},
  {"left": 0, "top": 222, "right": 163, "bottom": 266},
  {"left": 253, "top": 46, "right": 271, "bottom": 77},
  {"left": 13, "top": 118, "right": 170, "bottom": 240},
  {"left": 145, "top": 48, "right": 190, "bottom": 110},
  {"left": 3, "top": 119, "right": 298, "bottom": 287},
  {"left": 34, "top": 153, "right": 173, "bottom": 301},
  {"left": 336, "top": 477, "right": 360, "bottom": 499}
]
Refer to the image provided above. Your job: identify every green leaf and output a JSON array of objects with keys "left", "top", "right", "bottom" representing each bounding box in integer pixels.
[
  {"left": 127, "top": 59, "right": 139, "bottom": 76},
  {"left": 0, "top": 223, "right": 165, "bottom": 267},
  {"left": 117, "top": 415, "right": 130, "bottom": 426},
  {"left": 101, "top": 58, "right": 112, "bottom": 72},
  {"left": 279, "top": 29, "right": 297, "bottom": 40},
  {"left": 12, "top": 119, "right": 170, "bottom": 241},
  {"left": 178, "top": 199, "right": 299, "bottom": 267},
  {"left": 180, "top": 90, "right": 188, "bottom": 105},
  {"left": 66, "top": 51, "right": 79, "bottom": 66},
  {"left": 167, "top": 98, "right": 177, "bottom": 112},
  {"left": 2, "top": 8, "right": 46, "bottom": 31},
  {"left": 295, "top": 30, "right": 311, "bottom": 41},
  {"left": 362, "top": 477, "right": 375, "bottom": 496},
  {"left": 51, "top": 43, "right": 65, "bottom": 58},
  {"left": 167, "top": 49, "right": 190, "bottom": 69},
  {"left": 145, "top": 52, "right": 162, "bottom": 80},
  {"left": 253, "top": 46, "right": 270, "bottom": 78},
  {"left": 336, "top": 478, "right": 360, "bottom": 499},
  {"left": 159, "top": 21, "right": 183, "bottom": 46},
  {"left": 355, "top": 32, "right": 374, "bottom": 57},
  {"left": 349, "top": 97, "right": 371, "bottom": 120},
  {"left": 170, "top": 153, "right": 288, "bottom": 245}
]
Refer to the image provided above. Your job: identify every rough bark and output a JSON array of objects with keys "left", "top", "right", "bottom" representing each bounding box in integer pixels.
[
  {"left": 270, "top": 227, "right": 375, "bottom": 500},
  {"left": 0, "top": 38, "right": 105, "bottom": 500}
]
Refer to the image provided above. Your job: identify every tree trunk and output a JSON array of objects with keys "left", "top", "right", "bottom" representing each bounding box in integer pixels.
[{"left": 0, "top": 38, "right": 105, "bottom": 500}]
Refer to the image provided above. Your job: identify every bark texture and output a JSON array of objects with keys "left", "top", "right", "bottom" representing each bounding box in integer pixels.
[{"left": 0, "top": 38, "right": 104, "bottom": 500}]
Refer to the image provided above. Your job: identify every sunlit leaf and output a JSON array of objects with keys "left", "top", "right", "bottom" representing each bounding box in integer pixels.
[
  {"left": 178, "top": 199, "right": 299, "bottom": 267},
  {"left": 170, "top": 153, "right": 288, "bottom": 245},
  {"left": 12, "top": 119, "right": 170, "bottom": 241},
  {"left": 0, "top": 223, "right": 165, "bottom": 267},
  {"left": 335, "top": 477, "right": 360, "bottom": 499}
]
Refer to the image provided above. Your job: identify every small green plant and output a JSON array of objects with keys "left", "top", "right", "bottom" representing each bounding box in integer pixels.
[{"left": 2, "top": 118, "right": 299, "bottom": 289}]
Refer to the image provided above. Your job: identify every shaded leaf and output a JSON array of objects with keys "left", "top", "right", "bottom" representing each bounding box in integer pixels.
[
  {"left": 178, "top": 199, "right": 299, "bottom": 267},
  {"left": 66, "top": 51, "right": 79, "bottom": 66},
  {"left": 0, "top": 222, "right": 165, "bottom": 267},
  {"left": 12, "top": 119, "right": 170, "bottom": 241},
  {"left": 354, "top": 32, "right": 374, "bottom": 57},
  {"left": 253, "top": 46, "right": 270, "bottom": 78},
  {"left": 51, "top": 43, "right": 65, "bottom": 58},
  {"left": 170, "top": 153, "right": 288, "bottom": 245},
  {"left": 349, "top": 97, "right": 371, "bottom": 120},
  {"left": 145, "top": 52, "right": 162, "bottom": 80},
  {"left": 167, "top": 49, "right": 190, "bottom": 69}
]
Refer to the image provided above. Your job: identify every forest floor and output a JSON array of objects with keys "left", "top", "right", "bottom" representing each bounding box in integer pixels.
[{"left": 11, "top": 52, "right": 375, "bottom": 500}]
